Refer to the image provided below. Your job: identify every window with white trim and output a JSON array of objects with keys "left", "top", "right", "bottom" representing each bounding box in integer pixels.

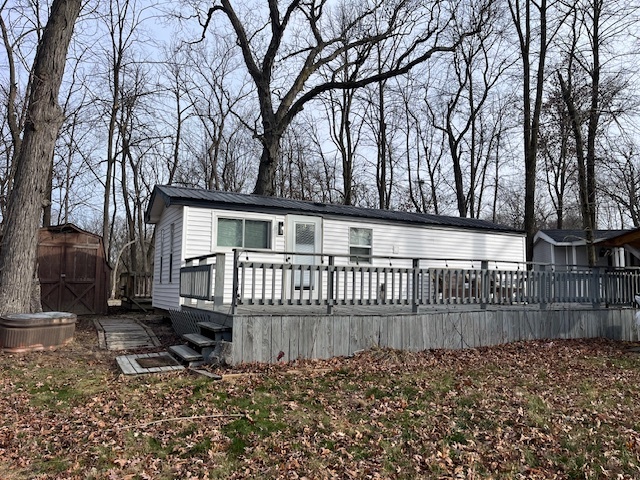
[
  {"left": 349, "top": 227, "right": 372, "bottom": 263},
  {"left": 169, "top": 223, "right": 175, "bottom": 282},
  {"left": 217, "top": 218, "right": 271, "bottom": 249},
  {"left": 159, "top": 228, "right": 164, "bottom": 283}
]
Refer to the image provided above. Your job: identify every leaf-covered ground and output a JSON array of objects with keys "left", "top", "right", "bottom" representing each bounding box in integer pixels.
[{"left": 2, "top": 314, "right": 640, "bottom": 479}]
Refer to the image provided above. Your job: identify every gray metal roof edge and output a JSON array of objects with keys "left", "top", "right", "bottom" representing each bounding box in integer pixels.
[{"left": 148, "top": 185, "right": 523, "bottom": 234}]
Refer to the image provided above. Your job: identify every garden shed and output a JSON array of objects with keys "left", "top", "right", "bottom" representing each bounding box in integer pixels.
[{"left": 37, "top": 224, "right": 111, "bottom": 315}]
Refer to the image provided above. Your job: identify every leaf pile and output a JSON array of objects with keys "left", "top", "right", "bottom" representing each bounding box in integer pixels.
[{"left": 1, "top": 316, "right": 640, "bottom": 479}]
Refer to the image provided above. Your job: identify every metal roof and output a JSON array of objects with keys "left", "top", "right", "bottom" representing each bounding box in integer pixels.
[{"left": 145, "top": 185, "right": 522, "bottom": 233}]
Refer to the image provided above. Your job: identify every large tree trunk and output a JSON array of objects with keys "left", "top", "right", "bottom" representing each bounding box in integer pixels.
[
  {"left": 0, "top": 0, "right": 82, "bottom": 315},
  {"left": 253, "top": 134, "right": 282, "bottom": 196}
]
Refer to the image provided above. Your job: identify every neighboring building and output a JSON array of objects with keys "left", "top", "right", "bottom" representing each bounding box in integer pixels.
[
  {"left": 533, "top": 229, "right": 640, "bottom": 269},
  {"left": 145, "top": 185, "right": 527, "bottom": 312}
]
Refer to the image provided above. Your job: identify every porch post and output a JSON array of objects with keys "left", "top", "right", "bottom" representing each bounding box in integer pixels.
[{"left": 213, "top": 253, "right": 226, "bottom": 311}]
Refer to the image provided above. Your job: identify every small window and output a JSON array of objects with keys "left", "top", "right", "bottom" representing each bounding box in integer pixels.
[
  {"left": 169, "top": 223, "right": 175, "bottom": 282},
  {"left": 159, "top": 228, "right": 164, "bottom": 284},
  {"left": 349, "top": 227, "right": 372, "bottom": 263},
  {"left": 217, "top": 218, "right": 271, "bottom": 249}
]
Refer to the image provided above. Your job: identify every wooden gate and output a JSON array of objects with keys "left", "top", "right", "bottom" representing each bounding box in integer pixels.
[{"left": 37, "top": 225, "right": 110, "bottom": 315}]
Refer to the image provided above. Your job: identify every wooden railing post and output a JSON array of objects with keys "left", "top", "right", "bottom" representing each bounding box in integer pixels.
[
  {"left": 592, "top": 267, "right": 602, "bottom": 308},
  {"left": 481, "top": 260, "right": 489, "bottom": 309},
  {"left": 327, "top": 255, "right": 334, "bottom": 314},
  {"left": 412, "top": 259, "right": 419, "bottom": 313},
  {"left": 231, "top": 249, "right": 239, "bottom": 314},
  {"left": 213, "top": 253, "right": 226, "bottom": 311},
  {"left": 539, "top": 264, "right": 547, "bottom": 310}
]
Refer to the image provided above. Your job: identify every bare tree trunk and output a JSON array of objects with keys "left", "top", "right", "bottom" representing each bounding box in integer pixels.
[
  {"left": 0, "top": 0, "right": 81, "bottom": 314},
  {"left": 509, "top": 0, "right": 549, "bottom": 263}
]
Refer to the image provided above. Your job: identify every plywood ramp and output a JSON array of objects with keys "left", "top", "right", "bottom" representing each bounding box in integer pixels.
[{"left": 93, "top": 317, "right": 161, "bottom": 351}]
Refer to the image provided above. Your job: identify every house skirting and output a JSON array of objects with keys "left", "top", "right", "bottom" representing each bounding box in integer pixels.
[{"left": 230, "top": 307, "right": 638, "bottom": 365}]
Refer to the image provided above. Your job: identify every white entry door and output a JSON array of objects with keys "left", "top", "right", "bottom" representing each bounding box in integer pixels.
[{"left": 287, "top": 216, "right": 322, "bottom": 296}]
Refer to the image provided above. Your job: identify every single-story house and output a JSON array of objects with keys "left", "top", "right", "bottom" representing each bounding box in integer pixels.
[
  {"left": 142, "top": 187, "right": 640, "bottom": 366},
  {"left": 533, "top": 229, "right": 640, "bottom": 269},
  {"left": 145, "top": 185, "right": 527, "bottom": 312}
]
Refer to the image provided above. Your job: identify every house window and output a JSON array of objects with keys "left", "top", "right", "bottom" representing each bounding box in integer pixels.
[
  {"left": 169, "top": 223, "right": 175, "bottom": 282},
  {"left": 349, "top": 227, "right": 372, "bottom": 263},
  {"left": 159, "top": 228, "right": 164, "bottom": 284},
  {"left": 217, "top": 218, "right": 271, "bottom": 249}
]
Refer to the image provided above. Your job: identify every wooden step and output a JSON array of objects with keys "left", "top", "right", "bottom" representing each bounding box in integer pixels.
[
  {"left": 169, "top": 344, "right": 204, "bottom": 365},
  {"left": 197, "top": 322, "right": 232, "bottom": 341},
  {"left": 183, "top": 333, "right": 217, "bottom": 348}
]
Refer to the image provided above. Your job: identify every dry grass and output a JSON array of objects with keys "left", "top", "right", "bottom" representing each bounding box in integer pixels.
[{"left": 1, "top": 314, "right": 640, "bottom": 478}]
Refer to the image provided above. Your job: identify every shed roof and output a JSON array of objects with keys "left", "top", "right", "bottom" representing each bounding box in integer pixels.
[{"left": 145, "top": 185, "right": 522, "bottom": 234}]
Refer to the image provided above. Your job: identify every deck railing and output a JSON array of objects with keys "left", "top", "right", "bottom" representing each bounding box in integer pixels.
[
  {"left": 178, "top": 250, "right": 640, "bottom": 313},
  {"left": 180, "top": 255, "right": 218, "bottom": 301},
  {"left": 120, "top": 272, "right": 153, "bottom": 298}
]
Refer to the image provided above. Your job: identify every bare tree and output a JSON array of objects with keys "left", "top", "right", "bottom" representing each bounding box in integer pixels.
[
  {"left": 0, "top": 0, "right": 48, "bottom": 224},
  {"left": 600, "top": 140, "right": 640, "bottom": 228},
  {"left": 508, "top": 0, "right": 562, "bottom": 261},
  {"left": 197, "top": 0, "right": 487, "bottom": 196},
  {"left": 557, "top": 0, "right": 635, "bottom": 264},
  {"left": 98, "top": 0, "right": 153, "bottom": 261},
  {"left": 0, "top": 0, "right": 82, "bottom": 314},
  {"left": 538, "top": 76, "right": 579, "bottom": 229},
  {"left": 429, "top": 12, "right": 510, "bottom": 218}
]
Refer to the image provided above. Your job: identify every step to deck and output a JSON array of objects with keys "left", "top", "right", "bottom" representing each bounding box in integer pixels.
[
  {"left": 197, "top": 322, "right": 232, "bottom": 341},
  {"left": 182, "top": 332, "right": 218, "bottom": 348},
  {"left": 169, "top": 344, "right": 204, "bottom": 366}
]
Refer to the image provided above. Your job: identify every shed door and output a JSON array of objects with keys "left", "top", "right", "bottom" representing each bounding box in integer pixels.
[
  {"left": 38, "top": 242, "right": 102, "bottom": 315},
  {"left": 287, "top": 216, "right": 322, "bottom": 293}
]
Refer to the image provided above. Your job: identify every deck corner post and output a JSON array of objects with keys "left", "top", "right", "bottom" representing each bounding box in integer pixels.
[
  {"left": 213, "top": 253, "right": 226, "bottom": 311},
  {"left": 327, "top": 255, "right": 335, "bottom": 314},
  {"left": 481, "top": 260, "right": 489, "bottom": 310},
  {"left": 412, "top": 258, "right": 419, "bottom": 313}
]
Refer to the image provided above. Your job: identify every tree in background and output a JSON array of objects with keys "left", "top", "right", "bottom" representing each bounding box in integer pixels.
[
  {"left": 0, "top": 0, "right": 82, "bottom": 314},
  {"left": 199, "top": 0, "right": 488, "bottom": 196}
]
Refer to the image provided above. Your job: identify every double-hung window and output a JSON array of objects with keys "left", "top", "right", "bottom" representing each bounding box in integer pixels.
[
  {"left": 349, "top": 227, "right": 372, "bottom": 263},
  {"left": 217, "top": 218, "right": 271, "bottom": 249}
]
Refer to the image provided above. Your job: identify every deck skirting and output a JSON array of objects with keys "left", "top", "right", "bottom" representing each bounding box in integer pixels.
[{"left": 230, "top": 307, "right": 638, "bottom": 365}]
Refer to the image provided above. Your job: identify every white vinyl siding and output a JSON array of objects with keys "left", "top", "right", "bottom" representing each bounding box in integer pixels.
[
  {"left": 152, "top": 203, "right": 526, "bottom": 309},
  {"left": 184, "top": 207, "right": 214, "bottom": 258},
  {"left": 323, "top": 218, "right": 526, "bottom": 269},
  {"left": 152, "top": 205, "right": 183, "bottom": 310}
]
